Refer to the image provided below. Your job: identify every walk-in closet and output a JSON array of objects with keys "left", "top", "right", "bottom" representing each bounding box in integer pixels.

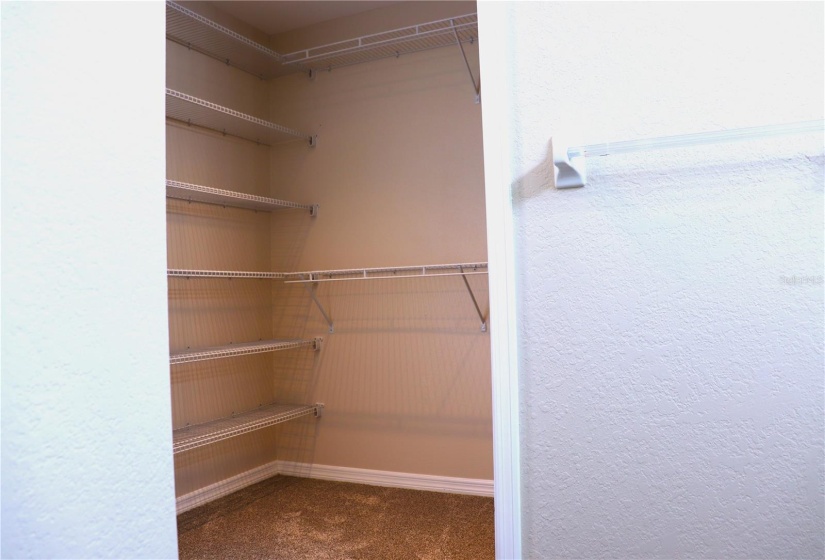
[{"left": 165, "top": 1, "right": 492, "bottom": 556}]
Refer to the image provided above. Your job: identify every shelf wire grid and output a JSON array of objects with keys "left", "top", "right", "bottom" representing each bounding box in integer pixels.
[
  {"left": 166, "top": 0, "right": 285, "bottom": 79},
  {"left": 282, "top": 13, "right": 478, "bottom": 71},
  {"left": 166, "top": 89, "right": 310, "bottom": 145},
  {"left": 168, "top": 269, "right": 286, "bottom": 279},
  {"left": 170, "top": 339, "right": 318, "bottom": 365},
  {"left": 166, "top": 180, "right": 316, "bottom": 213},
  {"left": 173, "top": 403, "right": 318, "bottom": 454},
  {"left": 283, "top": 262, "right": 488, "bottom": 283}
]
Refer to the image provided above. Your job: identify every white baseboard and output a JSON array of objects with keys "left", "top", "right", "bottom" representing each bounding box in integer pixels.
[
  {"left": 276, "top": 461, "right": 494, "bottom": 497},
  {"left": 176, "top": 460, "right": 280, "bottom": 514},
  {"left": 176, "top": 460, "right": 494, "bottom": 513}
]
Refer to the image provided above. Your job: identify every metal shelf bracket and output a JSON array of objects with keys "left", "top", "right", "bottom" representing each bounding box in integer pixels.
[
  {"left": 459, "top": 266, "right": 488, "bottom": 332},
  {"left": 313, "top": 337, "right": 324, "bottom": 351},
  {"left": 451, "top": 19, "right": 480, "bottom": 103},
  {"left": 305, "top": 282, "right": 334, "bottom": 333},
  {"left": 314, "top": 403, "right": 325, "bottom": 417}
]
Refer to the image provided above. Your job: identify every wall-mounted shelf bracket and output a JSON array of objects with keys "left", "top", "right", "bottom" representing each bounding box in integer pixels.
[
  {"left": 305, "top": 282, "right": 334, "bottom": 333},
  {"left": 310, "top": 204, "right": 319, "bottom": 217},
  {"left": 459, "top": 266, "right": 488, "bottom": 332},
  {"left": 451, "top": 19, "right": 480, "bottom": 103},
  {"left": 309, "top": 135, "right": 318, "bottom": 148},
  {"left": 313, "top": 337, "right": 324, "bottom": 351},
  {"left": 313, "top": 402, "right": 325, "bottom": 417}
]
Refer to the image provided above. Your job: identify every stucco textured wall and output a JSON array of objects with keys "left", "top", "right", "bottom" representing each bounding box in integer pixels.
[
  {"left": 2, "top": 3, "right": 178, "bottom": 558},
  {"left": 496, "top": 3, "right": 824, "bottom": 558}
]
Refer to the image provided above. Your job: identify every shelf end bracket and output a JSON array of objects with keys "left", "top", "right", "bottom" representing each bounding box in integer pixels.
[
  {"left": 304, "top": 281, "right": 334, "bottom": 333},
  {"left": 459, "top": 266, "right": 488, "bottom": 332}
]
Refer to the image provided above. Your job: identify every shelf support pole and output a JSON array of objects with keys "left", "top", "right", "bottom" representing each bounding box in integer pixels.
[
  {"left": 304, "top": 281, "right": 334, "bottom": 333},
  {"left": 451, "top": 19, "right": 481, "bottom": 103},
  {"left": 459, "top": 266, "right": 488, "bottom": 332}
]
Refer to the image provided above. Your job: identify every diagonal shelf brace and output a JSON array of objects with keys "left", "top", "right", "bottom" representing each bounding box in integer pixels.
[
  {"left": 451, "top": 19, "right": 480, "bottom": 103},
  {"left": 459, "top": 266, "right": 488, "bottom": 332},
  {"left": 304, "top": 281, "right": 334, "bottom": 333}
]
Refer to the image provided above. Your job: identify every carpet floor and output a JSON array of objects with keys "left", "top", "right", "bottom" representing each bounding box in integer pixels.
[{"left": 177, "top": 475, "right": 495, "bottom": 559}]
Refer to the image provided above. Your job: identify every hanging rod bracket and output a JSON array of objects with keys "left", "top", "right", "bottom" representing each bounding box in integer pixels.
[
  {"left": 552, "top": 137, "right": 587, "bottom": 189},
  {"left": 313, "top": 337, "right": 324, "bottom": 351},
  {"left": 314, "top": 403, "right": 325, "bottom": 417},
  {"left": 459, "top": 266, "right": 488, "bottom": 332},
  {"left": 304, "top": 282, "right": 334, "bottom": 333},
  {"left": 310, "top": 204, "right": 319, "bottom": 217},
  {"left": 309, "top": 135, "right": 318, "bottom": 148}
]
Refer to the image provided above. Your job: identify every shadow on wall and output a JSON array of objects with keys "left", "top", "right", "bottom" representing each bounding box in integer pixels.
[{"left": 270, "top": 274, "right": 493, "bottom": 466}]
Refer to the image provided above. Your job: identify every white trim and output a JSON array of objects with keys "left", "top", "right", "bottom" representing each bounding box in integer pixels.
[
  {"left": 276, "top": 461, "right": 494, "bottom": 497},
  {"left": 478, "top": 2, "right": 523, "bottom": 559},
  {"left": 176, "top": 461, "right": 493, "bottom": 514},
  {"left": 175, "top": 460, "right": 280, "bottom": 514}
]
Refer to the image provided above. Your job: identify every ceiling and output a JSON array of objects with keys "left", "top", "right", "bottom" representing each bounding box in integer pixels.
[{"left": 211, "top": 1, "right": 400, "bottom": 36}]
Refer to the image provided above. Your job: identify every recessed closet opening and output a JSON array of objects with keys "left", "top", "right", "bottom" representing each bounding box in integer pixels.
[{"left": 165, "top": 1, "right": 493, "bottom": 557}]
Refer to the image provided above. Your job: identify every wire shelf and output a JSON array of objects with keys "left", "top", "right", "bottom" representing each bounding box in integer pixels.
[
  {"left": 168, "top": 269, "right": 285, "bottom": 279},
  {"left": 173, "top": 402, "right": 320, "bottom": 454},
  {"left": 282, "top": 13, "right": 478, "bottom": 71},
  {"left": 166, "top": 0, "right": 286, "bottom": 79},
  {"left": 166, "top": 180, "right": 317, "bottom": 214},
  {"left": 166, "top": 89, "right": 312, "bottom": 146},
  {"left": 170, "top": 338, "right": 320, "bottom": 365},
  {"left": 283, "top": 262, "right": 488, "bottom": 283}
]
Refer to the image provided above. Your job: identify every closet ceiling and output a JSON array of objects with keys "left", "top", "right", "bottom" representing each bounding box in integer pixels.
[{"left": 210, "top": 1, "right": 400, "bottom": 35}]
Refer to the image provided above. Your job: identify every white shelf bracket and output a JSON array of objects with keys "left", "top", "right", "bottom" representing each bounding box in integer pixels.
[
  {"left": 451, "top": 19, "right": 481, "bottom": 103},
  {"left": 313, "top": 402, "right": 325, "bottom": 417},
  {"left": 309, "top": 135, "right": 318, "bottom": 148},
  {"left": 313, "top": 337, "right": 324, "bottom": 352},
  {"left": 304, "top": 281, "right": 334, "bottom": 333},
  {"left": 459, "top": 266, "right": 488, "bottom": 332},
  {"left": 310, "top": 204, "right": 319, "bottom": 217},
  {"left": 552, "top": 137, "right": 587, "bottom": 189}
]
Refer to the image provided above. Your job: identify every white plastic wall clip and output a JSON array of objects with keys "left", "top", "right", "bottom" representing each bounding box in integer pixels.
[{"left": 552, "top": 138, "right": 587, "bottom": 189}]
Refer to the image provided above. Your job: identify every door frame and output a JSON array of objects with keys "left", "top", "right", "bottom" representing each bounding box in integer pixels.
[{"left": 478, "top": 3, "right": 523, "bottom": 559}]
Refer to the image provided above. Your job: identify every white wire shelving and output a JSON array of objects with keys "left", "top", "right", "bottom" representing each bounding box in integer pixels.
[
  {"left": 282, "top": 13, "right": 479, "bottom": 72},
  {"left": 165, "top": 262, "right": 490, "bottom": 332},
  {"left": 166, "top": 0, "right": 292, "bottom": 80},
  {"left": 166, "top": 180, "right": 318, "bottom": 215},
  {"left": 286, "top": 262, "right": 489, "bottom": 333},
  {"left": 283, "top": 262, "right": 488, "bottom": 283},
  {"left": 173, "top": 402, "right": 323, "bottom": 454},
  {"left": 168, "top": 269, "right": 286, "bottom": 279},
  {"left": 166, "top": 89, "right": 315, "bottom": 146},
  {"left": 170, "top": 338, "right": 322, "bottom": 365}
]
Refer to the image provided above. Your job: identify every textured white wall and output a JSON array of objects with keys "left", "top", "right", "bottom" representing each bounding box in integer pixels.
[
  {"left": 484, "top": 3, "right": 824, "bottom": 558},
  {"left": 1, "top": 3, "right": 178, "bottom": 558}
]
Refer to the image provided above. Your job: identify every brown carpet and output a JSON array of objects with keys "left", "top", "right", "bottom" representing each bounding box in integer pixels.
[{"left": 177, "top": 475, "right": 495, "bottom": 559}]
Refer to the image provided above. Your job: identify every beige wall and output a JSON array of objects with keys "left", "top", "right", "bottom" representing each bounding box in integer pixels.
[
  {"left": 267, "top": 8, "right": 491, "bottom": 479},
  {"left": 167, "top": 0, "right": 491, "bottom": 498}
]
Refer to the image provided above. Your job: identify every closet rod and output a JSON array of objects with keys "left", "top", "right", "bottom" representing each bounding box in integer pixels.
[
  {"left": 566, "top": 120, "right": 824, "bottom": 159},
  {"left": 555, "top": 119, "right": 824, "bottom": 188}
]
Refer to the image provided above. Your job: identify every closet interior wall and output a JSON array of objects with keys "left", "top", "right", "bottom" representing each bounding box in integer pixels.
[{"left": 167, "top": 0, "right": 490, "bottom": 499}]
